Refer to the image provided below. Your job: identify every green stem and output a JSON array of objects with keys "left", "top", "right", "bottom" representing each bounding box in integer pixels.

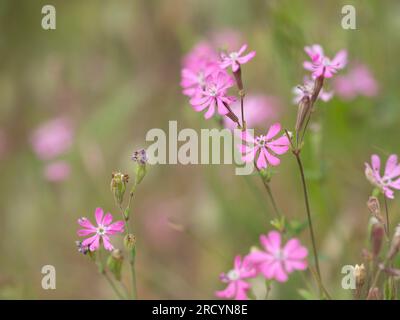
[
  {"left": 98, "top": 249, "right": 125, "bottom": 299},
  {"left": 384, "top": 196, "right": 390, "bottom": 237}
]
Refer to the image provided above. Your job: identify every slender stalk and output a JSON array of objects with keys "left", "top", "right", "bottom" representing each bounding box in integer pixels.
[
  {"left": 98, "top": 249, "right": 125, "bottom": 299},
  {"left": 384, "top": 196, "right": 390, "bottom": 236},
  {"left": 240, "top": 93, "right": 246, "bottom": 130},
  {"left": 259, "top": 173, "right": 282, "bottom": 219}
]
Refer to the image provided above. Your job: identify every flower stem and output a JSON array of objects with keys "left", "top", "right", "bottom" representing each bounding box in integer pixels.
[
  {"left": 384, "top": 196, "right": 390, "bottom": 236},
  {"left": 259, "top": 173, "right": 281, "bottom": 219},
  {"left": 98, "top": 249, "right": 126, "bottom": 299}
]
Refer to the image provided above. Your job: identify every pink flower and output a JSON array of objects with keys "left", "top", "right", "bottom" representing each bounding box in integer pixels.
[
  {"left": 77, "top": 208, "right": 124, "bottom": 251},
  {"left": 189, "top": 71, "right": 236, "bottom": 119},
  {"left": 30, "top": 117, "right": 74, "bottom": 161},
  {"left": 292, "top": 77, "right": 333, "bottom": 104},
  {"left": 215, "top": 255, "right": 257, "bottom": 300},
  {"left": 365, "top": 154, "right": 400, "bottom": 199},
  {"left": 240, "top": 123, "right": 290, "bottom": 169},
  {"left": 211, "top": 29, "right": 243, "bottom": 52},
  {"left": 224, "top": 94, "right": 280, "bottom": 130},
  {"left": 44, "top": 161, "right": 70, "bottom": 182},
  {"left": 220, "top": 44, "right": 256, "bottom": 72},
  {"left": 247, "top": 231, "right": 308, "bottom": 282},
  {"left": 303, "top": 44, "right": 347, "bottom": 78},
  {"left": 334, "top": 64, "right": 378, "bottom": 100}
]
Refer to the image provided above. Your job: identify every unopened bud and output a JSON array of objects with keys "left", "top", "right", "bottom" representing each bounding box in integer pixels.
[
  {"left": 124, "top": 233, "right": 136, "bottom": 250},
  {"left": 311, "top": 74, "right": 324, "bottom": 103},
  {"left": 366, "top": 287, "right": 381, "bottom": 300},
  {"left": 132, "top": 149, "right": 148, "bottom": 185},
  {"left": 354, "top": 264, "right": 366, "bottom": 288},
  {"left": 367, "top": 196, "right": 383, "bottom": 222},
  {"left": 370, "top": 217, "right": 385, "bottom": 258},
  {"left": 387, "top": 224, "right": 400, "bottom": 260},
  {"left": 110, "top": 171, "right": 129, "bottom": 205},
  {"left": 107, "top": 249, "right": 124, "bottom": 281},
  {"left": 295, "top": 96, "right": 311, "bottom": 132}
]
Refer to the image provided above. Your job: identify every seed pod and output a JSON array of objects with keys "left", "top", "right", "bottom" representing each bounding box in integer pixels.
[
  {"left": 370, "top": 217, "right": 385, "bottom": 258},
  {"left": 387, "top": 224, "right": 400, "bottom": 260},
  {"left": 354, "top": 264, "right": 366, "bottom": 288},
  {"left": 107, "top": 249, "right": 124, "bottom": 281},
  {"left": 295, "top": 96, "right": 311, "bottom": 133},
  {"left": 124, "top": 234, "right": 136, "bottom": 251},
  {"left": 110, "top": 172, "right": 129, "bottom": 205}
]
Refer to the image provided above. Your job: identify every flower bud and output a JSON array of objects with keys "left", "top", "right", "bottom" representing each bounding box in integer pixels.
[
  {"left": 110, "top": 171, "right": 129, "bottom": 206},
  {"left": 295, "top": 95, "right": 311, "bottom": 132},
  {"left": 367, "top": 196, "right": 383, "bottom": 222},
  {"left": 107, "top": 249, "right": 124, "bottom": 281},
  {"left": 387, "top": 224, "right": 400, "bottom": 260},
  {"left": 132, "top": 149, "right": 148, "bottom": 185},
  {"left": 366, "top": 287, "right": 381, "bottom": 300},
  {"left": 354, "top": 264, "right": 366, "bottom": 288},
  {"left": 124, "top": 233, "right": 136, "bottom": 251},
  {"left": 75, "top": 240, "right": 89, "bottom": 255},
  {"left": 370, "top": 217, "right": 385, "bottom": 258}
]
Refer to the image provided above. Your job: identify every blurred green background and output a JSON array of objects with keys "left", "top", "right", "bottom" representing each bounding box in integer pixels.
[{"left": 0, "top": 0, "right": 399, "bottom": 299}]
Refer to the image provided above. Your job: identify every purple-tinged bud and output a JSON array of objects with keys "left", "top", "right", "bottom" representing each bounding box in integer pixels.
[
  {"left": 132, "top": 149, "right": 148, "bottom": 185},
  {"left": 387, "top": 224, "right": 400, "bottom": 260},
  {"left": 75, "top": 240, "right": 89, "bottom": 255},
  {"left": 370, "top": 217, "right": 384, "bottom": 258},
  {"left": 295, "top": 95, "right": 311, "bottom": 132},
  {"left": 366, "top": 287, "right": 381, "bottom": 300}
]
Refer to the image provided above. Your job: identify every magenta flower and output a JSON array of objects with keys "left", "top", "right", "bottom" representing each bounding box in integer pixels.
[
  {"left": 303, "top": 44, "right": 347, "bottom": 78},
  {"left": 334, "top": 63, "right": 378, "bottom": 100},
  {"left": 240, "top": 123, "right": 290, "bottom": 169},
  {"left": 44, "top": 161, "right": 71, "bottom": 182},
  {"left": 30, "top": 117, "right": 74, "bottom": 161},
  {"left": 189, "top": 71, "right": 236, "bottom": 119},
  {"left": 77, "top": 208, "right": 124, "bottom": 251},
  {"left": 215, "top": 255, "right": 257, "bottom": 300},
  {"left": 224, "top": 94, "right": 279, "bottom": 130},
  {"left": 247, "top": 231, "right": 308, "bottom": 282},
  {"left": 220, "top": 44, "right": 256, "bottom": 72},
  {"left": 365, "top": 154, "right": 400, "bottom": 199},
  {"left": 292, "top": 76, "right": 333, "bottom": 104}
]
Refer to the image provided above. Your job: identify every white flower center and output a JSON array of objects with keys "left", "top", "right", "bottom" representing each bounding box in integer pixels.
[
  {"left": 227, "top": 269, "right": 240, "bottom": 281},
  {"left": 255, "top": 135, "right": 267, "bottom": 147},
  {"left": 208, "top": 85, "right": 218, "bottom": 97},
  {"left": 273, "top": 250, "right": 285, "bottom": 261},
  {"left": 322, "top": 57, "right": 331, "bottom": 67},
  {"left": 97, "top": 225, "right": 106, "bottom": 235},
  {"left": 229, "top": 52, "right": 239, "bottom": 60}
]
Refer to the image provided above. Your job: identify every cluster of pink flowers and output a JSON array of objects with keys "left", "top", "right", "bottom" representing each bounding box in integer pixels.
[
  {"left": 30, "top": 117, "right": 74, "bottom": 182},
  {"left": 77, "top": 207, "right": 125, "bottom": 252},
  {"left": 365, "top": 154, "right": 400, "bottom": 199},
  {"left": 181, "top": 41, "right": 255, "bottom": 119},
  {"left": 216, "top": 231, "right": 308, "bottom": 300}
]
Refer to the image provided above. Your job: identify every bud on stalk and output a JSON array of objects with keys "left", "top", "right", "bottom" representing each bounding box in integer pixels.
[
  {"left": 110, "top": 172, "right": 129, "bottom": 206},
  {"left": 107, "top": 249, "right": 124, "bottom": 281},
  {"left": 295, "top": 96, "right": 312, "bottom": 133},
  {"left": 370, "top": 217, "right": 385, "bottom": 258}
]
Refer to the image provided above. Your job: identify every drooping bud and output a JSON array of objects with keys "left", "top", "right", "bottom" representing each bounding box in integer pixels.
[
  {"left": 110, "top": 171, "right": 129, "bottom": 206},
  {"left": 370, "top": 217, "right": 385, "bottom": 258},
  {"left": 366, "top": 287, "right": 381, "bottom": 300},
  {"left": 232, "top": 66, "right": 243, "bottom": 91},
  {"left": 124, "top": 233, "right": 136, "bottom": 251},
  {"left": 311, "top": 74, "right": 324, "bottom": 103},
  {"left": 387, "top": 224, "right": 400, "bottom": 260},
  {"left": 295, "top": 95, "right": 311, "bottom": 133},
  {"left": 131, "top": 149, "right": 148, "bottom": 185},
  {"left": 75, "top": 240, "right": 89, "bottom": 255},
  {"left": 354, "top": 264, "right": 366, "bottom": 288},
  {"left": 106, "top": 249, "right": 124, "bottom": 281}
]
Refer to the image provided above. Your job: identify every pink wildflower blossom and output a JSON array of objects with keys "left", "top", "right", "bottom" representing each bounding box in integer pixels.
[
  {"left": 216, "top": 255, "right": 257, "bottom": 300},
  {"left": 224, "top": 94, "right": 280, "bottom": 130},
  {"left": 240, "top": 123, "right": 290, "bottom": 169},
  {"left": 247, "top": 231, "right": 308, "bottom": 282},
  {"left": 220, "top": 44, "right": 256, "bottom": 72},
  {"left": 30, "top": 117, "right": 74, "bottom": 161},
  {"left": 77, "top": 208, "right": 124, "bottom": 251},
  {"left": 292, "top": 76, "right": 333, "bottom": 104},
  {"left": 44, "top": 161, "right": 70, "bottom": 182},
  {"left": 303, "top": 44, "right": 347, "bottom": 78},
  {"left": 334, "top": 64, "right": 378, "bottom": 100},
  {"left": 365, "top": 154, "right": 400, "bottom": 199},
  {"left": 211, "top": 29, "right": 243, "bottom": 52},
  {"left": 189, "top": 71, "right": 236, "bottom": 119}
]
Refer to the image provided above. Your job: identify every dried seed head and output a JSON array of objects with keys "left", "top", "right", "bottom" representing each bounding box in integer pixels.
[
  {"left": 354, "top": 264, "right": 366, "bottom": 288},
  {"left": 124, "top": 233, "right": 136, "bottom": 250},
  {"left": 110, "top": 171, "right": 129, "bottom": 205}
]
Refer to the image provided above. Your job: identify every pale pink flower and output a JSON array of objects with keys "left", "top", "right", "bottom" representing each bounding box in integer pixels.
[
  {"left": 334, "top": 64, "right": 378, "bottom": 100},
  {"left": 44, "top": 161, "right": 70, "bottom": 182},
  {"left": 365, "top": 154, "right": 400, "bottom": 199},
  {"left": 189, "top": 71, "right": 236, "bottom": 119},
  {"left": 30, "top": 117, "right": 74, "bottom": 160},
  {"left": 211, "top": 29, "right": 243, "bottom": 52},
  {"left": 247, "top": 231, "right": 308, "bottom": 282},
  {"left": 292, "top": 76, "right": 333, "bottom": 104},
  {"left": 215, "top": 255, "right": 257, "bottom": 300},
  {"left": 224, "top": 94, "right": 280, "bottom": 130},
  {"left": 303, "top": 44, "right": 347, "bottom": 78},
  {"left": 240, "top": 123, "right": 290, "bottom": 169},
  {"left": 220, "top": 44, "right": 256, "bottom": 72},
  {"left": 77, "top": 208, "right": 124, "bottom": 251},
  {"left": 182, "top": 41, "right": 218, "bottom": 70}
]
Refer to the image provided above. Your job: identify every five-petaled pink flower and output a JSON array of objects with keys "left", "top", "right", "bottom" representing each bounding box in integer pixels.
[
  {"left": 215, "top": 255, "right": 257, "bottom": 300},
  {"left": 220, "top": 44, "right": 256, "bottom": 72},
  {"left": 247, "top": 231, "right": 308, "bottom": 282},
  {"left": 240, "top": 123, "right": 290, "bottom": 169},
  {"left": 77, "top": 208, "right": 125, "bottom": 251},
  {"left": 365, "top": 154, "right": 400, "bottom": 199},
  {"left": 189, "top": 71, "right": 236, "bottom": 119},
  {"left": 303, "top": 44, "right": 347, "bottom": 78}
]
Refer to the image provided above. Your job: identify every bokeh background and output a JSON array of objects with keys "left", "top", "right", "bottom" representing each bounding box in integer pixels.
[{"left": 0, "top": 0, "right": 399, "bottom": 299}]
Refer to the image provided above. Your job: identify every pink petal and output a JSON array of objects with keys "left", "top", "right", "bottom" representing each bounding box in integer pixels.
[
  {"left": 283, "top": 239, "right": 308, "bottom": 259},
  {"left": 256, "top": 150, "right": 267, "bottom": 169},
  {"left": 284, "top": 259, "right": 308, "bottom": 273},
  {"left": 265, "top": 123, "right": 281, "bottom": 140},
  {"left": 371, "top": 154, "right": 381, "bottom": 173},
  {"left": 237, "top": 44, "right": 248, "bottom": 55},
  {"left": 234, "top": 280, "right": 250, "bottom": 300},
  {"left": 217, "top": 99, "right": 229, "bottom": 115},
  {"left": 77, "top": 229, "right": 96, "bottom": 236},
  {"left": 95, "top": 207, "right": 104, "bottom": 226},
  {"left": 384, "top": 155, "right": 399, "bottom": 177},
  {"left": 82, "top": 234, "right": 98, "bottom": 248},
  {"left": 89, "top": 234, "right": 100, "bottom": 251},
  {"left": 263, "top": 148, "right": 280, "bottom": 166},
  {"left": 77, "top": 217, "right": 96, "bottom": 230},
  {"left": 237, "top": 51, "right": 256, "bottom": 64},
  {"left": 234, "top": 255, "right": 242, "bottom": 270},
  {"left": 260, "top": 231, "right": 281, "bottom": 253},
  {"left": 107, "top": 221, "right": 125, "bottom": 234},
  {"left": 331, "top": 50, "right": 347, "bottom": 69},
  {"left": 216, "top": 282, "right": 236, "bottom": 299},
  {"left": 204, "top": 100, "right": 216, "bottom": 119},
  {"left": 102, "top": 235, "right": 114, "bottom": 251}
]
